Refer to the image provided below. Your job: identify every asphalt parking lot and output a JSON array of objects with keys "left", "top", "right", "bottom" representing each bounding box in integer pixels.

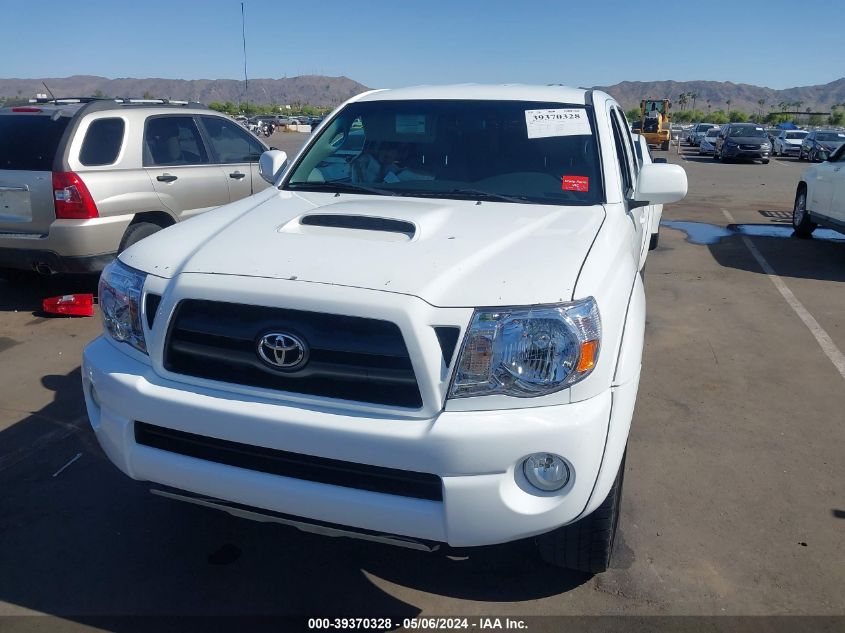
[{"left": 0, "top": 134, "right": 843, "bottom": 628}]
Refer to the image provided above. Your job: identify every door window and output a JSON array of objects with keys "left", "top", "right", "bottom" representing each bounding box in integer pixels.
[
  {"left": 144, "top": 116, "right": 208, "bottom": 166},
  {"left": 200, "top": 116, "right": 265, "bottom": 164}
]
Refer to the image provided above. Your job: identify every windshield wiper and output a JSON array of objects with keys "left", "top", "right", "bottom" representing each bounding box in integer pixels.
[
  {"left": 448, "top": 188, "right": 531, "bottom": 203},
  {"left": 287, "top": 181, "right": 397, "bottom": 196}
]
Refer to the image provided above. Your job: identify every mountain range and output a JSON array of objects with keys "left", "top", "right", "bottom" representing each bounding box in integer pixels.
[
  {"left": 1, "top": 75, "right": 844, "bottom": 115},
  {"left": 0, "top": 75, "right": 369, "bottom": 108},
  {"left": 595, "top": 78, "right": 845, "bottom": 114}
]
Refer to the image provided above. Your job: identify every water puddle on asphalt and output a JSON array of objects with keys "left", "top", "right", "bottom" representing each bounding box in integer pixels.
[{"left": 661, "top": 221, "right": 845, "bottom": 245}]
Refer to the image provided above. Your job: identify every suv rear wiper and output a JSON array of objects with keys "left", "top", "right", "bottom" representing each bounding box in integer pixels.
[
  {"left": 448, "top": 188, "right": 531, "bottom": 203},
  {"left": 287, "top": 181, "right": 397, "bottom": 197}
]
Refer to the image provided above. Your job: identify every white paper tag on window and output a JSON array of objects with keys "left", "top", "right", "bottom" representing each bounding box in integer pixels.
[
  {"left": 396, "top": 114, "right": 426, "bottom": 134},
  {"left": 525, "top": 108, "right": 591, "bottom": 139}
]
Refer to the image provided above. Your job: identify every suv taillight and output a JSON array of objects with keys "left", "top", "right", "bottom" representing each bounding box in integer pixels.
[{"left": 53, "top": 171, "right": 99, "bottom": 219}]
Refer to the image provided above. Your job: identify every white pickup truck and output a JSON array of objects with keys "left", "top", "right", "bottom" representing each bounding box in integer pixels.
[{"left": 83, "top": 85, "right": 687, "bottom": 574}]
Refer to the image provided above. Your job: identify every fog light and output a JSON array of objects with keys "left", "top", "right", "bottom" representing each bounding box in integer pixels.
[{"left": 523, "top": 453, "right": 570, "bottom": 491}]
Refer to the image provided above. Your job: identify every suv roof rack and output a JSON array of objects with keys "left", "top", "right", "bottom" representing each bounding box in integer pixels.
[
  {"left": 27, "top": 96, "right": 208, "bottom": 109},
  {"left": 28, "top": 96, "right": 111, "bottom": 104}
]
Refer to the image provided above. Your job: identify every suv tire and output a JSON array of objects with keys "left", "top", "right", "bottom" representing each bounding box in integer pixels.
[
  {"left": 119, "top": 222, "right": 164, "bottom": 253},
  {"left": 793, "top": 187, "right": 816, "bottom": 238},
  {"left": 536, "top": 450, "right": 626, "bottom": 574}
]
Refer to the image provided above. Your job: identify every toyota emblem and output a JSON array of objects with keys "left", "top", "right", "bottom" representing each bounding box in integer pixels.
[{"left": 257, "top": 332, "right": 309, "bottom": 371}]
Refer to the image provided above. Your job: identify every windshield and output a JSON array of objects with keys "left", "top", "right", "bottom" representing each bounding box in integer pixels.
[
  {"left": 729, "top": 126, "right": 767, "bottom": 138},
  {"left": 284, "top": 99, "right": 603, "bottom": 205},
  {"left": 705, "top": 129, "right": 720, "bottom": 139},
  {"left": 699, "top": 124, "right": 715, "bottom": 131},
  {"left": 816, "top": 132, "right": 845, "bottom": 142},
  {"left": 786, "top": 132, "right": 808, "bottom": 139}
]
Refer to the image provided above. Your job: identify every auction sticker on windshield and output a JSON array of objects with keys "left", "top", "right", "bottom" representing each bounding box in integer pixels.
[
  {"left": 525, "top": 108, "right": 591, "bottom": 139},
  {"left": 562, "top": 175, "right": 589, "bottom": 192}
]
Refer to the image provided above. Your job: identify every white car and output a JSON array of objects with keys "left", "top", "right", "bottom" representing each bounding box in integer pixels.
[
  {"left": 698, "top": 127, "right": 721, "bottom": 155},
  {"left": 82, "top": 85, "right": 687, "bottom": 574},
  {"left": 686, "top": 122, "right": 718, "bottom": 146},
  {"left": 773, "top": 130, "right": 808, "bottom": 157},
  {"left": 793, "top": 144, "right": 845, "bottom": 237},
  {"left": 632, "top": 133, "right": 665, "bottom": 249}
]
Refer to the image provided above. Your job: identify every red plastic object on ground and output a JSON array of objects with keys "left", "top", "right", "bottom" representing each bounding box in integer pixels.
[{"left": 42, "top": 294, "right": 94, "bottom": 317}]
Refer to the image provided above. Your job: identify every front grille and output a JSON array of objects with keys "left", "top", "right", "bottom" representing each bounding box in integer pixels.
[
  {"left": 163, "top": 300, "right": 423, "bottom": 408},
  {"left": 135, "top": 422, "right": 443, "bottom": 501},
  {"left": 740, "top": 144, "right": 761, "bottom": 150}
]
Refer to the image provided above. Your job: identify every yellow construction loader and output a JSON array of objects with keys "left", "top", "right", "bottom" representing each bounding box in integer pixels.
[{"left": 640, "top": 99, "right": 672, "bottom": 150}]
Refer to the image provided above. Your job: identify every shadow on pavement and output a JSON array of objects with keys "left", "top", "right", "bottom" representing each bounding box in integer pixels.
[
  {"left": 662, "top": 221, "right": 845, "bottom": 283},
  {"left": 0, "top": 367, "right": 588, "bottom": 626}
]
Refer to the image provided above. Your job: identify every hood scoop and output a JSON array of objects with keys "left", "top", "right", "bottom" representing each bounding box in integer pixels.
[{"left": 283, "top": 214, "right": 417, "bottom": 241}]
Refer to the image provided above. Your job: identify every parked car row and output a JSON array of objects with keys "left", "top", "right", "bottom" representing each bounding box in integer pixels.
[{"left": 685, "top": 119, "right": 845, "bottom": 165}]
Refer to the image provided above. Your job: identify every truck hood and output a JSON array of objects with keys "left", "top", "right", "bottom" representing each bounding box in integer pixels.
[{"left": 122, "top": 189, "right": 605, "bottom": 308}]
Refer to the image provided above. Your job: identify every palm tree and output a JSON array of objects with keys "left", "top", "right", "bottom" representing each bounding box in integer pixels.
[
  {"left": 757, "top": 98, "right": 766, "bottom": 116},
  {"left": 690, "top": 92, "right": 699, "bottom": 112},
  {"left": 678, "top": 93, "right": 688, "bottom": 111},
  {"left": 725, "top": 99, "right": 732, "bottom": 113}
]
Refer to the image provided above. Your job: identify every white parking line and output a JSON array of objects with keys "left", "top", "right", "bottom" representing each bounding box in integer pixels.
[{"left": 721, "top": 208, "right": 845, "bottom": 381}]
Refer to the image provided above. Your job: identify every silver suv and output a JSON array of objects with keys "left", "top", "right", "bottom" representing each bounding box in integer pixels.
[{"left": 0, "top": 98, "right": 270, "bottom": 275}]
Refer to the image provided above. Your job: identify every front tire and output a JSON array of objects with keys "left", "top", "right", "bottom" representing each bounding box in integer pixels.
[
  {"left": 762, "top": 159, "right": 770, "bottom": 164},
  {"left": 793, "top": 187, "right": 816, "bottom": 238},
  {"left": 536, "top": 450, "right": 626, "bottom": 574}
]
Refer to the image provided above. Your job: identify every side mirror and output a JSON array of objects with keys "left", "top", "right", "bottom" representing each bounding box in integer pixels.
[
  {"left": 653, "top": 157, "right": 668, "bottom": 164},
  {"left": 633, "top": 163, "right": 688, "bottom": 205},
  {"left": 258, "top": 150, "right": 288, "bottom": 184}
]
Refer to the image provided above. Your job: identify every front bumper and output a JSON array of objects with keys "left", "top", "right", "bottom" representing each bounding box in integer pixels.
[
  {"left": 82, "top": 336, "right": 632, "bottom": 547},
  {"left": 722, "top": 146, "right": 770, "bottom": 160}
]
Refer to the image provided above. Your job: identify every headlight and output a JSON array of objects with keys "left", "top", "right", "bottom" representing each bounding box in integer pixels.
[
  {"left": 762, "top": 143, "right": 771, "bottom": 149},
  {"left": 98, "top": 259, "right": 148, "bottom": 353},
  {"left": 449, "top": 298, "right": 601, "bottom": 399}
]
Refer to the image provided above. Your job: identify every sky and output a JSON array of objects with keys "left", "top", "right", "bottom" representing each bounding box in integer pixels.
[{"left": 0, "top": 0, "right": 840, "bottom": 90}]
